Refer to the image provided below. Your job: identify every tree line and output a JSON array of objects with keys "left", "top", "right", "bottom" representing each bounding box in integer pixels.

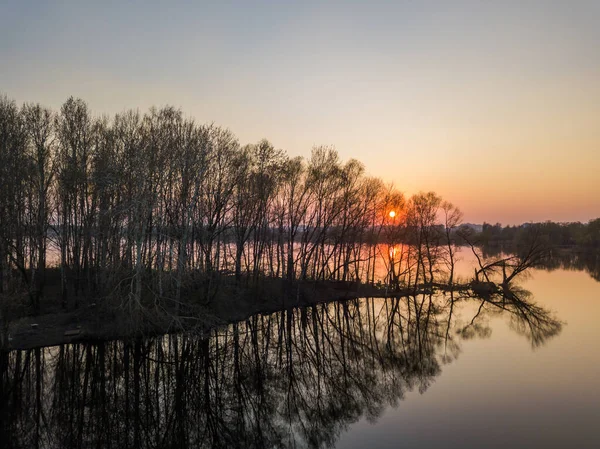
[
  {"left": 0, "top": 93, "right": 513, "bottom": 321},
  {"left": 476, "top": 220, "right": 600, "bottom": 251}
]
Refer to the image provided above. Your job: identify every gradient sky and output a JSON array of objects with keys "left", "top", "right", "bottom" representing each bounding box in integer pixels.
[{"left": 1, "top": 1, "right": 599, "bottom": 224}]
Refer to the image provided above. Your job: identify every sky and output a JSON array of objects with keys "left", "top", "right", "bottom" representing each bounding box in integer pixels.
[{"left": 1, "top": 0, "right": 599, "bottom": 224}]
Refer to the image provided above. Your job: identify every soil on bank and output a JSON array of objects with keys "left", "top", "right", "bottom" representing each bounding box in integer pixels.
[{"left": 3, "top": 276, "right": 476, "bottom": 351}]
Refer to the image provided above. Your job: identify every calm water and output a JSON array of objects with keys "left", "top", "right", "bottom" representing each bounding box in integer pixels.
[
  {"left": 1, "top": 261, "right": 599, "bottom": 448},
  {"left": 338, "top": 267, "right": 600, "bottom": 449}
]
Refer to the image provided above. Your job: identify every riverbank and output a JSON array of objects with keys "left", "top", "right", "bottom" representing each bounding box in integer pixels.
[{"left": 4, "top": 277, "right": 480, "bottom": 351}]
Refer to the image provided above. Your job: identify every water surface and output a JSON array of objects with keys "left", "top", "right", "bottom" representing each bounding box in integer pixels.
[
  {"left": 1, "top": 265, "right": 598, "bottom": 448},
  {"left": 337, "top": 267, "right": 600, "bottom": 449}
]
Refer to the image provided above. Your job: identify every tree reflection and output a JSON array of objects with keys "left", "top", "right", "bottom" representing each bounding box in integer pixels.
[
  {"left": 0, "top": 290, "right": 562, "bottom": 449},
  {"left": 539, "top": 250, "right": 600, "bottom": 283}
]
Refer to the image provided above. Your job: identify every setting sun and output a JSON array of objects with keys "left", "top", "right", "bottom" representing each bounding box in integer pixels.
[{"left": 389, "top": 210, "right": 396, "bottom": 218}]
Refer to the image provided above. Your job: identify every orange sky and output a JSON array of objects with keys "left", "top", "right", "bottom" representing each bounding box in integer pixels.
[{"left": 2, "top": 1, "right": 599, "bottom": 224}]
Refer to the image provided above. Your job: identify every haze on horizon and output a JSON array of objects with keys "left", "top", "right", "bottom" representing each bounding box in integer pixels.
[{"left": 1, "top": 0, "right": 598, "bottom": 225}]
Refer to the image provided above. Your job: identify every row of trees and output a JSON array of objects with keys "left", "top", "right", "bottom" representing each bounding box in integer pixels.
[
  {"left": 0, "top": 95, "right": 468, "bottom": 316},
  {"left": 477, "top": 219, "right": 600, "bottom": 249}
]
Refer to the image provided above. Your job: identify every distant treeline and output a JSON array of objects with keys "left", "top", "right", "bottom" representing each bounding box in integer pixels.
[{"left": 474, "top": 220, "right": 600, "bottom": 250}]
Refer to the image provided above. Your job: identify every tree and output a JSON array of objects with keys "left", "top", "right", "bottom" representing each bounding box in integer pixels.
[
  {"left": 440, "top": 201, "right": 463, "bottom": 285},
  {"left": 22, "top": 103, "right": 56, "bottom": 311}
]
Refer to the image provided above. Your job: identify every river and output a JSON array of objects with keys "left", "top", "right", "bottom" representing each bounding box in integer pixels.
[{"left": 1, "top": 255, "right": 599, "bottom": 448}]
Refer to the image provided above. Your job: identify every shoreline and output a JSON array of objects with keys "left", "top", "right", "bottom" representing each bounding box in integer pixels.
[{"left": 3, "top": 279, "right": 478, "bottom": 351}]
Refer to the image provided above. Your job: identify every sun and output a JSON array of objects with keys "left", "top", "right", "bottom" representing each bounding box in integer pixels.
[{"left": 389, "top": 210, "right": 396, "bottom": 218}]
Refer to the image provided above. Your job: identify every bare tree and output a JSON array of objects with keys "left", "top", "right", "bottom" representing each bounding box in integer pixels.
[
  {"left": 22, "top": 103, "right": 56, "bottom": 311},
  {"left": 440, "top": 201, "right": 463, "bottom": 285}
]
